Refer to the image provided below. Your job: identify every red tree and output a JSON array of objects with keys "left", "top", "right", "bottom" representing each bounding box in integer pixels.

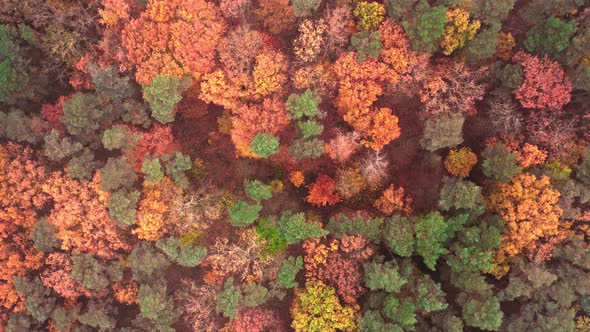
[{"left": 306, "top": 175, "right": 341, "bottom": 206}]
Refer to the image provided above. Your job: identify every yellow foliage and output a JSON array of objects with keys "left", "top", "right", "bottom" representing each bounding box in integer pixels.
[
  {"left": 133, "top": 177, "right": 183, "bottom": 241},
  {"left": 576, "top": 316, "right": 590, "bottom": 332},
  {"left": 496, "top": 31, "right": 516, "bottom": 60},
  {"left": 441, "top": 8, "right": 480, "bottom": 55},
  {"left": 253, "top": 51, "right": 288, "bottom": 96}
]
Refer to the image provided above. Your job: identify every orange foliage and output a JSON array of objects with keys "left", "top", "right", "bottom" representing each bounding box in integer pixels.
[
  {"left": 253, "top": 50, "right": 288, "bottom": 96},
  {"left": 354, "top": 107, "right": 401, "bottom": 150},
  {"left": 518, "top": 143, "right": 547, "bottom": 168},
  {"left": 122, "top": 0, "right": 226, "bottom": 84},
  {"left": 99, "top": 0, "right": 131, "bottom": 27},
  {"left": 496, "top": 32, "right": 516, "bottom": 61},
  {"left": 487, "top": 173, "right": 563, "bottom": 258},
  {"left": 41, "top": 253, "right": 90, "bottom": 300},
  {"left": 256, "top": 0, "right": 296, "bottom": 35},
  {"left": 43, "top": 173, "right": 131, "bottom": 259},
  {"left": 306, "top": 175, "right": 341, "bottom": 206},
  {"left": 289, "top": 171, "right": 305, "bottom": 187},
  {"left": 444, "top": 147, "right": 477, "bottom": 177},
  {"left": 373, "top": 184, "right": 413, "bottom": 217},
  {"left": 133, "top": 177, "right": 183, "bottom": 241},
  {"left": 113, "top": 280, "right": 139, "bottom": 304}
]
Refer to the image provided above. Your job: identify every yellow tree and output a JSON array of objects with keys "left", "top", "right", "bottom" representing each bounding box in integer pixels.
[{"left": 440, "top": 8, "right": 480, "bottom": 55}]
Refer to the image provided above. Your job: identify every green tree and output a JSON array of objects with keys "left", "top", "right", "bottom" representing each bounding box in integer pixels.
[
  {"left": 143, "top": 75, "right": 192, "bottom": 124},
  {"left": 297, "top": 119, "right": 324, "bottom": 138},
  {"left": 250, "top": 132, "right": 280, "bottom": 158},
  {"left": 0, "top": 109, "right": 44, "bottom": 144},
  {"left": 229, "top": 200, "right": 262, "bottom": 227},
  {"left": 276, "top": 211, "right": 329, "bottom": 244},
  {"left": 71, "top": 253, "right": 123, "bottom": 290},
  {"left": 286, "top": 89, "right": 321, "bottom": 119},
  {"left": 77, "top": 300, "right": 117, "bottom": 330},
  {"left": 350, "top": 31, "right": 383, "bottom": 62},
  {"left": 278, "top": 256, "right": 303, "bottom": 288},
  {"left": 364, "top": 260, "right": 408, "bottom": 293},
  {"left": 464, "top": 24, "right": 501, "bottom": 64},
  {"left": 415, "top": 212, "right": 449, "bottom": 270},
  {"left": 326, "top": 214, "right": 383, "bottom": 242},
  {"left": 31, "top": 218, "right": 60, "bottom": 253},
  {"left": 383, "top": 296, "right": 417, "bottom": 329},
  {"left": 438, "top": 177, "right": 483, "bottom": 211},
  {"left": 162, "top": 152, "right": 192, "bottom": 189},
  {"left": 383, "top": 215, "right": 414, "bottom": 257},
  {"left": 420, "top": 115, "right": 464, "bottom": 152},
  {"left": 216, "top": 277, "right": 243, "bottom": 320},
  {"left": 127, "top": 241, "right": 171, "bottom": 283},
  {"left": 244, "top": 179, "right": 273, "bottom": 202},
  {"left": 108, "top": 189, "right": 140, "bottom": 226},
  {"left": 13, "top": 277, "right": 55, "bottom": 322},
  {"left": 293, "top": 0, "right": 321, "bottom": 17},
  {"left": 100, "top": 156, "right": 137, "bottom": 192},
  {"left": 288, "top": 138, "right": 325, "bottom": 159},
  {"left": 402, "top": 1, "right": 447, "bottom": 53},
  {"left": 359, "top": 310, "right": 402, "bottom": 332},
  {"left": 67, "top": 151, "right": 99, "bottom": 183},
  {"left": 142, "top": 158, "right": 164, "bottom": 185},
  {"left": 156, "top": 237, "right": 207, "bottom": 267},
  {"left": 102, "top": 125, "right": 139, "bottom": 151},
  {"left": 43, "top": 129, "right": 83, "bottom": 162},
  {"left": 242, "top": 283, "right": 269, "bottom": 307},
  {"left": 138, "top": 282, "right": 178, "bottom": 327},
  {"left": 481, "top": 143, "right": 522, "bottom": 182},
  {"left": 525, "top": 17, "right": 577, "bottom": 58},
  {"left": 458, "top": 294, "right": 503, "bottom": 331},
  {"left": 415, "top": 275, "right": 448, "bottom": 312}
]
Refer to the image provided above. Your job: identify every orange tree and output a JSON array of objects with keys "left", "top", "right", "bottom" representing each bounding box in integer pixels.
[
  {"left": 444, "top": 147, "right": 477, "bottom": 177},
  {"left": 122, "top": 0, "right": 226, "bottom": 84}
]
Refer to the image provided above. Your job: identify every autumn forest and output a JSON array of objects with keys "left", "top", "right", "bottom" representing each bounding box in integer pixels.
[{"left": 1, "top": 0, "right": 590, "bottom": 331}]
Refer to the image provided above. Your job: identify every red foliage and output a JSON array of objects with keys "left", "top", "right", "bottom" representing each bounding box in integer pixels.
[
  {"left": 41, "top": 95, "right": 72, "bottom": 132},
  {"left": 69, "top": 55, "right": 95, "bottom": 91},
  {"left": 127, "top": 125, "right": 177, "bottom": 171},
  {"left": 513, "top": 52, "right": 572, "bottom": 110},
  {"left": 306, "top": 175, "right": 341, "bottom": 206},
  {"left": 41, "top": 253, "right": 90, "bottom": 300}
]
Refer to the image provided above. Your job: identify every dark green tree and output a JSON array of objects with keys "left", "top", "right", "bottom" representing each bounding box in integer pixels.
[
  {"left": 481, "top": 143, "right": 522, "bottom": 182},
  {"left": 143, "top": 75, "right": 192, "bottom": 124}
]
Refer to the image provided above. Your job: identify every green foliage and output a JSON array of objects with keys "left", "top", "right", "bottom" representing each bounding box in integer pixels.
[
  {"left": 229, "top": 200, "right": 262, "bottom": 227},
  {"left": 71, "top": 253, "right": 123, "bottom": 290},
  {"left": 288, "top": 138, "right": 325, "bottom": 159},
  {"left": 244, "top": 179, "right": 273, "bottom": 202},
  {"left": 415, "top": 275, "right": 448, "bottom": 312},
  {"left": 5, "top": 313, "right": 42, "bottom": 332},
  {"left": 102, "top": 125, "right": 138, "bottom": 151},
  {"left": 256, "top": 218, "right": 288, "bottom": 254},
  {"left": 359, "top": 310, "right": 403, "bottom": 332},
  {"left": 482, "top": 143, "right": 522, "bottom": 182},
  {"left": 292, "top": 0, "right": 321, "bottom": 17},
  {"left": 354, "top": 1, "right": 386, "bottom": 31},
  {"left": 350, "top": 31, "right": 383, "bottom": 62},
  {"left": 278, "top": 256, "right": 303, "bottom": 288},
  {"left": 386, "top": 0, "right": 419, "bottom": 22},
  {"left": 108, "top": 189, "right": 140, "bottom": 226},
  {"left": 297, "top": 119, "right": 325, "bottom": 138},
  {"left": 438, "top": 177, "right": 483, "bottom": 211},
  {"left": 464, "top": 24, "right": 501, "bottom": 64},
  {"left": 576, "top": 149, "right": 590, "bottom": 185},
  {"left": 250, "top": 132, "right": 280, "bottom": 158},
  {"left": 62, "top": 93, "right": 102, "bottom": 140},
  {"left": 459, "top": 294, "right": 503, "bottom": 331},
  {"left": 420, "top": 115, "right": 464, "bottom": 152},
  {"left": 127, "top": 241, "right": 171, "bottom": 283},
  {"left": 276, "top": 211, "right": 329, "bottom": 244},
  {"left": 31, "top": 218, "right": 60, "bottom": 253},
  {"left": 364, "top": 260, "right": 408, "bottom": 293},
  {"left": 0, "top": 110, "right": 44, "bottom": 144},
  {"left": 142, "top": 158, "right": 164, "bottom": 185},
  {"left": 156, "top": 237, "right": 207, "bottom": 267},
  {"left": 100, "top": 156, "right": 137, "bottom": 192},
  {"left": 383, "top": 216, "right": 414, "bottom": 257},
  {"left": 525, "top": 17, "right": 577, "bottom": 58},
  {"left": 162, "top": 152, "right": 192, "bottom": 189},
  {"left": 499, "top": 63, "right": 524, "bottom": 89},
  {"left": 43, "top": 129, "right": 83, "bottom": 162},
  {"left": 216, "top": 278, "right": 243, "bottom": 320},
  {"left": 403, "top": 1, "right": 447, "bottom": 53},
  {"left": 13, "top": 277, "right": 55, "bottom": 322},
  {"left": 383, "top": 297, "right": 417, "bottom": 329},
  {"left": 143, "top": 75, "right": 192, "bottom": 124},
  {"left": 242, "top": 283, "right": 269, "bottom": 307},
  {"left": 415, "top": 212, "right": 449, "bottom": 270},
  {"left": 67, "top": 151, "right": 99, "bottom": 183},
  {"left": 286, "top": 89, "right": 321, "bottom": 120},
  {"left": 138, "top": 282, "right": 178, "bottom": 327},
  {"left": 77, "top": 300, "right": 117, "bottom": 330},
  {"left": 326, "top": 214, "right": 383, "bottom": 242},
  {"left": 469, "top": 0, "right": 515, "bottom": 25}
]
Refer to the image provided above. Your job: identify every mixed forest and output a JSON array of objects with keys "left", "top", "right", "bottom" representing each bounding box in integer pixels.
[{"left": 2, "top": 0, "right": 590, "bottom": 331}]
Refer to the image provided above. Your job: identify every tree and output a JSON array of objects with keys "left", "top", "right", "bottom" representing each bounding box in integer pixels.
[
  {"left": 294, "top": 19, "right": 327, "bottom": 63},
  {"left": 31, "top": 218, "right": 60, "bottom": 253},
  {"left": 278, "top": 256, "right": 303, "bottom": 288},
  {"left": 356, "top": 108, "right": 401, "bottom": 150},
  {"left": 440, "top": 8, "right": 480, "bottom": 55},
  {"left": 354, "top": 2, "right": 386, "bottom": 31},
  {"left": 102, "top": 125, "right": 139, "bottom": 152},
  {"left": 250, "top": 133, "right": 280, "bottom": 158},
  {"left": 244, "top": 179, "right": 272, "bottom": 202},
  {"left": 156, "top": 237, "right": 207, "bottom": 267},
  {"left": 438, "top": 177, "right": 483, "bottom": 211},
  {"left": 229, "top": 200, "right": 262, "bottom": 227},
  {"left": 127, "top": 241, "right": 170, "bottom": 283},
  {"left": 351, "top": 31, "right": 383, "bottom": 62},
  {"left": 445, "top": 147, "right": 477, "bottom": 177},
  {"left": 108, "top": 189, "right": 140, "bottom": 227},
  {"left": 70, "top": 253, "right": 122, "bottom": 291},
  {"left": 77, "top": 299, "right": 118, "bottom": 330},
  {"left": 458, "top": 294, "right": 503, "bottom": 331},
  {"left": 402, "top": 2, "right": 447, "bottom": 53},
  {"left": 291, "top": 279, "right": 358, "bottom": 332},
  {"left": 373, "top": 184, "right": 413, "bottom": 216},
  {"left": 162, "top": 152, "right": 191, "bottom": 189},
  {"left": 100, "top": 156, "right": 137, "bottom": 192},
  {"left": 233, "top": 308, "right": 280, "bottom": 332},
  {"left": 143, "top": 75, "right": 192, "bottom": 124},
  {"left": 306, "top": 175, "right": 341, "bottom": 206},
  {"left": 487, "top": 173, "right": 562, "bottom": 258},
  {"left": 524, "top": 17, "right": 577, "bottom": 58},
  {"left": 293, "top": 0, "right": 321, "bottom": 17},
  {"left": 216, "top": 277, "right": 242, "bottom": 320},
  {"left": 121, "top": 0, "right": 226, "bottom": 84},
  {"left": 298, "top": 120, "right": 324, "bottom": 139},
  {"left": 276, "top": 211, "right": 329, "bottom": 245},
  {"left": 286, "top": 90, "right": 321, "bottom": 119},
  {"left": 383, "top": 216, "right": 415, "bottom": 257},
  {"left": 469, "top": 0, "right": 515, "bottom": 25},
  {"left": 463, "top": 25, "right": 501, "bottom": 64},
  {"left": 138, "top": 282, "right": 177, "bottom": 327},
  {"left": 142, "top": 158, "right": 164, "bottom": 185},
  {"left": 420, "top": 115, "right": 464, "bottom": 152},
  {"left": 256, "top": 0, "right": 296, "bottom": 35},
  {"left": 289, "top": 138, "right": 325, "bottom": 159},
  {"left": 364, "top": 261, "right": 407, "bottom": 293},
  {"left": 415, "top": 212, "right": 449, "bottom": 270},
  {"left": 13, "top": 277, "right": 55, "bottom": 322},
  {"left": 43, "top": 130, "right": 82, "bottom": 162},
  {"left": 133, "top": 177, "right": 183, "bottom": 241},
  {"left": 481, "top": 143, "right": 522, "bottom": 182},
  {"left": 513, "top": 52, "right": 572, "bottom": 110}
]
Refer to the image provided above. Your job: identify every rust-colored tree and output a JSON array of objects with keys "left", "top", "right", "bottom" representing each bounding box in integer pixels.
[
  {"left": 373, "top": 183, "right": 413, "bottom": 217},
  {"left": 306, "top": 175, "right": 341, "bottom": 206},
  {"left": 133, "top": 177, "right": 183, "bottom": 241}
]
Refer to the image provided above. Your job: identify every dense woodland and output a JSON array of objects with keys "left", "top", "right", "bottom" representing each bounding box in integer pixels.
[{"left": 1, "top": 0, "right": 590, "bottom": 331}]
